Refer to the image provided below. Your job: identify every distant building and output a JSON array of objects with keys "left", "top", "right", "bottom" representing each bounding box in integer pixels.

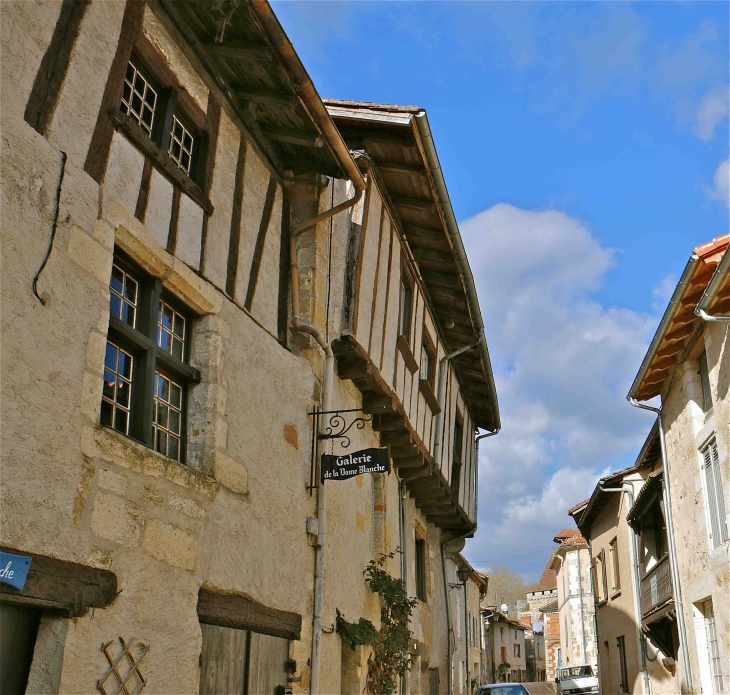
[
  {"left": 521, "top": 614, "right": 546, "bottom": 682},
  {"left": 541, "top": 599, "right": 561, "bottom": 681},
  {"left": 526, "top": 552, "right": 559, "bottom": 624},
  {"left": 483, "top": 609, "right": 528, "bottom": 683},
  {"left": 551, "top": 529, "right": 598, "bottom": 673}
]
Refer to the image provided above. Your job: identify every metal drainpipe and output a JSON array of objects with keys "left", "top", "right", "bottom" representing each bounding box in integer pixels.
[
  {"left": 576, "top": 548, "right": 588, "bottom": 666},
  {"left": 289, "top": 178, "right": 365, "bottom": 695},
  {"left": 695, "top": 247, "right": 730, "bottom": 322},
  {"left": 628, "top": 400, "right": 693, "bottom": 695},
  {"left": 464, "top": 579, "right": 470, "bottom": 693},
  {"left": 598, "top": 482, "right": 651, "bottom": 695},
  {"left": 398, "top": 473, "right": 408, "bottom": 695}
]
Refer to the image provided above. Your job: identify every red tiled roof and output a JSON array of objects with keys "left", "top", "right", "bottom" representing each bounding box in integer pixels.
[
  {"left": 553, "top": 528, "right": 580, "bottom": 543},
  {"left": 537, "top": 550, "right": 558, "bottom": 590}
]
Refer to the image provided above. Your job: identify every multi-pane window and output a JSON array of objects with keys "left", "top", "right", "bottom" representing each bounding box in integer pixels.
[
  {"left": 703, "top": 440, "right": 728, "bottom": 548},
  {"left": 168, "top": 116, "right": 194, "bottom": 174},
  {"left": 121, "top": 62, "right": 157, "bottom": 136},
  {"left": 101, "top": 252, "right": 198, "bottom": 464},
  {"left": 703, "top": 599, "right": 724, "bottom": 692},
  {"left": 699, "top": 352, "right": 713, "bottom": 413},
  {"left": 415, "top": 536, "right": 427, "bottom": 602},
  {"left": 101, "top": 343, "right": 133, "bottom": 434},
  {"left": 110, "top": 263, "right": 138, "bottom": 327},
  {"left": 120, "top": 61, "right": 198, "bottom": 181}
]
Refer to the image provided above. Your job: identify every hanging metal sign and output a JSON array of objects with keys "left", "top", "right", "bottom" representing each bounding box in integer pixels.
[
  {"left": 0, "top": 551, "right": 32, "bottom": 590},
  {"left": 321, "top": 447, "right": 390, "bottom": 483}
]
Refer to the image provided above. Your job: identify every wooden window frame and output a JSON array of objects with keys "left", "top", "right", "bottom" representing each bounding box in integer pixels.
[
  {"left": 609, "top": 537, "right": 621, "bottom": 594},
  {"left": 451, "top": 411, "right": 464, "bottom": 497},
  {"left": 698, "top": 352, "right": 713, "bottom": 414},
  {"left": 415, "top": 534, "right": 427, "bottom": 603},
  {"left": 104, "top": 249, "right": 199, "bottom": 463},
  {"left": 398, "top": 260, "right": 414, "bottom": 343},
  {"left": 617, "top": 635, "right": 629, "bottom": 694},
  {"left": 599, "top": 548, "right": 608, "bottom": 605},
  {"left": 106, "top": 34, "right": 213, "bottom": 213},
  {"left": 418, "top": 326, "right": 440, "bottom": 414}
]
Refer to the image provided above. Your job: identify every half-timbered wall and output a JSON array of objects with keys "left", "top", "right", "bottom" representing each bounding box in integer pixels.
[{"left": 345, "top": 180, "right": 477, "bottom": 521}]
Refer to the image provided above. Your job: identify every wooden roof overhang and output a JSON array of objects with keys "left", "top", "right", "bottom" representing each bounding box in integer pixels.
[
  {"left": 629, "top": 235, "right": 729, "bottom": 402},
  {"left": 157, "top": 0, "right": 360, "bottom": 182},
  {"left": 577, "top": 421, "right": 661, "bottom": 538},
  {"left": 324, "top": 100, "right": 499, "bottom": 432}
]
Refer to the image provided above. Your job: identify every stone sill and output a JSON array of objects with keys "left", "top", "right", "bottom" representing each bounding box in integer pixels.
[
  {"left": 610, "top": 589, "right": 622, "bottom": 600},
  {"left": 82, "top": 425, "right": 218, "bottom": 499}
]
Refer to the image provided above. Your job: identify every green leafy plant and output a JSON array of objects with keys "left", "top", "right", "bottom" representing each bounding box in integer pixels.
[{"left": 335, "top": 550, "right": 417, "bottom": 695}]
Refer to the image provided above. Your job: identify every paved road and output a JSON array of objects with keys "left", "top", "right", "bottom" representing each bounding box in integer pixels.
[{"left": 523, "top": 683, "right": 556, "bottom": 694}]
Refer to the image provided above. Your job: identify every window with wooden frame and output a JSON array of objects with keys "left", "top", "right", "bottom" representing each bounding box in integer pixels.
[
  {"left": 415, "top": 535, "right": 427, "bottom": 602},
  {"left": 617, "top": 635, "right": 629, "bottom": 694},
  {"left": 102, "top": 251, "right": 199, "bottom": 463},
  {"left": 698, "top": 352, "right": 713, "bottom": 414},
  {"left": 599, "top": 548, "right": 608, "bottom": 603},
  {"left": 514, "top": 643, "right": 520, "bottom": 658},
  {"left": 109, "top": 35, "right": 211, "bottom": 208},
  {"left": 702, "top": 439, "right": 729, "bottom": 548},
  {"left": 418, "top": 326, "right": 440, "bottom": 414},
  {"left": 609, "top": 537, "right": 621, "bottom": 593},
  {"left": 451, "top": 412, "right": 464, "bottom": 497},
  {"left": 399, "top": 263, "right": 413, "bottom": 341}
]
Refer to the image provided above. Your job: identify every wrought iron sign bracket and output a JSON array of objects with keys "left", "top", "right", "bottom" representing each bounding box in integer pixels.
[{"left": 307, "top": 408, "right": 374, "bottom": 494}]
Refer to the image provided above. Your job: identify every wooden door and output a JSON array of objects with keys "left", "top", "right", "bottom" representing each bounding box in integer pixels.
[
  {"left": 0, "top": 602, "right": 42, "bottom": 695},
  {"left": 199, "top": 623, "right": 248, "bottom": 695},
  {"left": 247, "top": 632, "right": 288, "bottom": 695}
]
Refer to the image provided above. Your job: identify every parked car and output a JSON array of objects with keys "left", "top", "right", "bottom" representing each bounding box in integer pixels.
[
  {"left": 477, "top": 684, "right": 529, "bottom": 695},
  {"left": 555, "top": 665, "right": 599, "bottom": 694}
]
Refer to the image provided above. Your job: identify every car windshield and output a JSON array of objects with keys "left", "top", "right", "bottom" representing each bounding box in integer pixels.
[
  {"left": 480, "top": 687, "right": 528, "bottom": 695},
  {"left": 561, "top": 666, "right": 594, "bottom": 678}
]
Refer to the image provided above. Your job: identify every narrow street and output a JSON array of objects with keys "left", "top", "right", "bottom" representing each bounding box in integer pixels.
[{"left": 522, "top": 684, "right": 555, "bottom": 695}]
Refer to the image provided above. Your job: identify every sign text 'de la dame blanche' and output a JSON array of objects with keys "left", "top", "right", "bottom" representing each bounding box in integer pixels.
[{"left": 321, "top": 447, "right": 390, "bottom": 483}]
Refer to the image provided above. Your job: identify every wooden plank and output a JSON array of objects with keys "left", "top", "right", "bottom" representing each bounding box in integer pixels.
[
  {"left": 0, "top": 547, "right": 117, "bottom": 616},
  {"left": 24, "top": 0, "right": 91, "bottom": 135},
  {"left": 392, "top": 195, "right": 435, "bottom": 211},
  {"left": 198, "top": 589, "right": 302, "bottom": 640},
  {"left": 225, "top": 137, "right": 247, "bottom": 297},
  {"left": 234, "top": 87, "right": 297, "bottom": 109},
  {"left": 244, "top": 175, "right": 278, "bottom": 310},
  {"left": 84, "top": 0, "right": 145, "bottom": 183},
  {"left": 367, "top": 203, "right": 386, "bottom": 354},
  {"left": 262, "top": 126, "right": 323, "bottom": 148},
  {"left": 202, "top": 41, "right": 273, "bottom": 61},
  {"left": 199, "top": 94, "right": 222, "bottom": 272},
  {"left": 277, "top": 190, "right": 291, "bottom": 345},
  {"left": 166, "top": 187, "right": 181, "bottom": 254},
  {"left": 377, "top": 161, "right": 426, "bottom": 176},
  {"left": 134, "top": 157, "right": 154, "bottom": 222}
]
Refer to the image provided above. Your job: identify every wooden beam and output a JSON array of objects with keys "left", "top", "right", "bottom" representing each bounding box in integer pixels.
[
  {"left": 362, "top": 394, "right": 395, "bottom": 414},
  {"left": 392, "top": 195, "right": 435, "bottom": 211},
  {"left": 336, "top": 127, "right": 414, "bottom": 147},
  {"left": 197, "top": 588, "right": 302, "bottom": 640},
  {"left": 0, "top": 547, "right": 117, "bottom": 616},
  {"left": 234, "top": 86, "right": 297, "bottom": 109},
  {"left": 262, "top": 126, "right": 323, "bottom": 148},
  {"left": 377, "top": 160, "right": 426, "bottom": 176},
  {"left": 202, "top": 41, "right": 273, "bottom": 61},
  {"left": 392, "top": 456, "right": 426, "bottom": 469},
  {"left": 663, "top": 323, "right": 694, "bottom": 344}
]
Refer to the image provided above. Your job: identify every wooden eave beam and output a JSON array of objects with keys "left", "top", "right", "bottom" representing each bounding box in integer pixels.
[
  {"left": 392, "top": 195, "right": 436, "bottom": 212},
  {"left": 377, "top": 160, "right": 427, "bottom": 176},
  {"left": 234, "top": 87, "right": 298, "bottom": 109},
  {"left": 262, "top": 126, "right": 324, "bottom": 148},
  {"left": 202, "top": 41, "right": 274, "bottom": 61}
]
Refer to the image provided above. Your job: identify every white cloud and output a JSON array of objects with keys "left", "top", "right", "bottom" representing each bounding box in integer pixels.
[
  {"left": 695, "top": 85, "right": 729, "bottom": 141},
  {"left": 460, "top": 204, "right": 656, "bottom": 578},
  {"left": 652, "top": 274, "right": 677, "bottom": 312},
  {"left": 709, "top": 158, "right": 729, "bottom": 206}
]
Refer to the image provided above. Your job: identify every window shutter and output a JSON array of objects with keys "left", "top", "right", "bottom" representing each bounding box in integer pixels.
[
  {"left": 705, "top": 443, "right": 728, "bottom": 546},
  {"left": 600, "top": 549, "right": 608, "bottom": 600}
]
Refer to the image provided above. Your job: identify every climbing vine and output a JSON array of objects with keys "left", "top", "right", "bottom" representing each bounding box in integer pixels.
[{"left": 336, "top": 550, "right": 418, "bottom": 695}]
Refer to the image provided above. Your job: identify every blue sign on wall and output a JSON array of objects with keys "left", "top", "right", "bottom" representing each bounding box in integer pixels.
[{"left": 0, "top": 552, "right": 32, "bottom": 591}]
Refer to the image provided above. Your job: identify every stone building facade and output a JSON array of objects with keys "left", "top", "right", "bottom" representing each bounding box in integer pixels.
[
  {"left": 541, "top": 602, "right": 561, "bottom": 682},
  {"left": 0, "top": 2, "right": 500, "bottom": 694},
  {"left": 550, "top": 529, "right": 597, "bottom": 674},
  {"left": 627, "top": 235, "right": 729, "bottom": 695},
  {"left": 483, "top": 609, "right": 527, "bottom": 684}
]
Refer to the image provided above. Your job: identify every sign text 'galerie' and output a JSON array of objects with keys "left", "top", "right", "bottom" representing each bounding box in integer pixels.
[{"left": 321, "top": 447, "right": 390, "bottom": 483}]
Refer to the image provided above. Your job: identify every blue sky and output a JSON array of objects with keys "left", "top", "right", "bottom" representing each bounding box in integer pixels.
[{"left": 273, "top": 1, "right": 729, "bottom": 579}]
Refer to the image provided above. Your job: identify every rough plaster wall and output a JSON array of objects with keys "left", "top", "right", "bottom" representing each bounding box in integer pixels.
[
  {"left": 202, "top": 110, "right": 239, "bottom": 290},
  {"left": 104, "top": 133, "right": 145, "bottom": 216},
  {"left": 354, "top": 186, "right": 383, "bottom": 347},
  {"left": 46, "top": 0, "right": 126, "bottom": 166},
  {"left": 248, "top": 184, "right": 282, "bottom": 335},
  {"left": 662, "top": 324, "right": 730, "bottom": 691},
  {"left": 234, "top": 148, "right": 272, "bottom": 306},
  {"left": 0, "top": 0, "right": 63, "bottom": 124},
  {"left": 144, "top": 168, "right": 174, "bottom": 248},
  {"left": 176, "top": 194, "right": 204, "bottom": 270},
  {"left": 142, "top": 5, "right": 209, "bottom": 113}
]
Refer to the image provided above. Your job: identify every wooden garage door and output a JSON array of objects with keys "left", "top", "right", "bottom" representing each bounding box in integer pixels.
[{"left": 199, "top": 623, "right": 288, "bottom": 695}]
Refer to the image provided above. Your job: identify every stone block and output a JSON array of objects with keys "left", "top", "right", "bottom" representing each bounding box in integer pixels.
[
  {"left": 90, "top": 493, "right": 142, "bottom": 548},
  {"left": 67, "top": 225, "right": 113, "bottom": 286},
  {"left": 92, "top": 219, "right": 115, "bottom": 251},
  {"left": 168, "top": 491, "right": 205, "bottom": 520},
  {"left": 212, "top": 451, "right": 248, "bottom": 494},
  {"left": 97, "top": 468, "right": 128, "bottom": 496},
  {"left": 86, "top": 330, "right": 108, "bottom": 373},
  {"left": 143, "top": 518, "right": 197, "bottom": 570},
  {"left": 80, "top": 370, "right": 103, "bottom": 422},
  {"left": 143, "top": 485, "right": 164, "bottom": 507}
]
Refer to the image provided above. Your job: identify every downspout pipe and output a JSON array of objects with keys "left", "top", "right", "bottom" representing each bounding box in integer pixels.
[
  {"left": 598, "top": 482, "right": 650, "bottom": 695},
  {"left": 287, "top": 173, "right": 365, "bottom": 695},
  {"left": 695, "top": 247, "right": 730, "bottom": 322},
  {"left": 627, "top": 400, "right": 693, "bottom": 695}
]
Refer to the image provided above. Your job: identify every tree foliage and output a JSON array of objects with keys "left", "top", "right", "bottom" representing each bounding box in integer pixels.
[
  {"left": 484, "top": 565, "right": 532, "bottom": 606},
  {"left": 335, "top": 550, "right": 417, "bottom": 695}
]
